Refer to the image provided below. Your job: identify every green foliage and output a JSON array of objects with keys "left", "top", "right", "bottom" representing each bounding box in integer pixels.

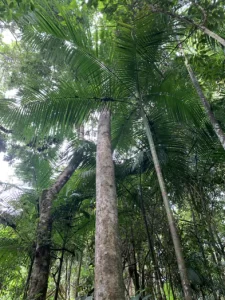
[
  {"left": 0, "top": 0, "right": 225, "bottom": 299},
  {"left": 0, "top": 0, "right": 34, "bottom": 21}
]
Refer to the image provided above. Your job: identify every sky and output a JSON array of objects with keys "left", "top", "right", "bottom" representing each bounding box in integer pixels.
[
  {"left": 2, "top": 28, "right": 16, "bottom": 44},
  {"left": 0, "top": 153, "right": 16, "bottom": 183},
  {"left": 0, "top": 153, "right": 22, "bottom": 213},
  {"left": 0, "top": 29, "right": 20, "bottom": 201}
]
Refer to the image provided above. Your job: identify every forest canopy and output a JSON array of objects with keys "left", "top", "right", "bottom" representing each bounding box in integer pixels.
[{"left": 0, "top": 0, "right": 225, "bottom": 299}]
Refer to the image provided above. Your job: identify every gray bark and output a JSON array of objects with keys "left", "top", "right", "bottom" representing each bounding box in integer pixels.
[
  {"left": 27, "top": 152, "right": 83, "bottom": 300},
  {"left": 200, "top": 25, "right": 225, "bottom": 47},
  {"left": 95, "top": 109, "right": 125, "bottom": 300},
  {"left": 141, "top": 108, "right": 193, "bottom": 300}
]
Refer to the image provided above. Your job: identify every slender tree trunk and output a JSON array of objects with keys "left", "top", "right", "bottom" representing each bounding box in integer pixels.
[
  {"left": 139, "top": 175, "right": 164, "bottom": 299},
  {"left": 27, "top": 152, "right": 83, "bottom": 300},
  {"left": 179, "top": 46, "right": 225, "bottom": 150},
  {"left": 23, "top": 254, "right": 35, "bottom": 300},
  {"left": 95, "top": 109, "right": 125, "bottom": 300},
  {"left": 189, "top": 199, "right": 218, "bottom": 300},
  {"left": 141, "top": 108, "right": 192, "bottom": 300},
  {"left": 150, "top": 5, "right": 225, "bottom": 47},
  {"left": 54, "top": 248, "right": 65, "bottom": 300},
  {"left": 66, "top": 258, "right": 73, "bottom": 300},
  {"left": 76, "top": 125, "right": 84, "bottom": 140},
  {"left": 128, "top": 228, "right": 140, "bottom": 295},
  {"left": 74, "top": 252, "right": 82, "bottom": 299},
  {"left": 168, "top": 267, "right": 176, "bottom": 300},
  {"left": 199, "top": 26, "right": 225, "bottom": 47},
  {"left": 139, "top": 190, "right": 165, "bottom": 300},
  {"left": 65, "top": 257, "right": 68, "bottom": 300}
]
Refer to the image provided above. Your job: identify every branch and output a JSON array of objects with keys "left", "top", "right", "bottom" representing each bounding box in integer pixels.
[
  {"left": 0, "top": 215, "right": 16, "bottom": 229},
  {"left": 149, "top": 4, "right": 225, "bottom": 47},
  {"left": 0, "top": 125, "right": 12, "bottom": 134},
  {"left": 51, "top": 247, "right": 75, "bottom": 256},
  {"left": 192, "top": 2, "right": 207, "bottom": 25}
]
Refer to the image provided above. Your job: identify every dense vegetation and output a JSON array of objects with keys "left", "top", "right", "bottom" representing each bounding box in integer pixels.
[{"left": 0, "top": 0, "right": 225, "bottom": 299}]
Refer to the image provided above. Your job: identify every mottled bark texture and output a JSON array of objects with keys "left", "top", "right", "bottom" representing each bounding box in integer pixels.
[
  {"left": 27, "top": 152, "right": 82, "bottom": 300},
  {"left": 95, "top": 109, "right": 125, "bottom": 300},
  {"left": 141, "top": 108, "right": 193, "bottom": 300}
]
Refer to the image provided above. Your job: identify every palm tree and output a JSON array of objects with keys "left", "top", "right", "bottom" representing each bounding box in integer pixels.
[
  {"left": 2, "top": 2, "right": 215, "bottom": 298},
  {"left": 95, "top": 109, "right": 125, "bottom": 300},
  {"left": 150, "top": 3, "right": 225, "bottom": 47},
  {"left": 179, "top": 43, "right": 225, "bottom": 150}
]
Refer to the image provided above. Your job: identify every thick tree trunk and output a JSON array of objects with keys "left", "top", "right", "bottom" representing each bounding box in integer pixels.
[
  {"left": 141, "top": 108, "right": 193, "bottom": 300},
  {"left": 182, "top": 53, "right": 225, "bottom": 150},
  {"left": 95, "top": 109, "right": 125, "bottom": 300},
  {"left": 27, "top": 152, "right": 82, "bottom": 300}
]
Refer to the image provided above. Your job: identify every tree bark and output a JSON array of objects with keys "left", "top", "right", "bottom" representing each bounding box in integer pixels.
[
  {"left": 54, "top": 248, "right": 65, "bottom": 300},
  {"left": 128, "top": 227, "right": 140, "bottom": 295},
  {"left": 189, "top": 198, "right": 218, "bottom": 300},
  {"left": 74, "top": 252, "right": 82, "bottom": 299},
  {"left": 27, "top": 152, "right": 83, "bottom": 300},
  {"left": 23, "top": 254, "right": 35, "bottom": 300},
  {"left": 139, "top": 186, "right": 165, "bottom": 300},
  {"left": 141, "top": 108, "right": 193, "bottom": 300},
  {"left": 66, "top": 257, "right": 73, "bottom": 300},
  {"left": 95, "top": 109, "right": 125, "bottom": 300},
  {"left": 181, "top": 49, "right": 225, "bottom": 150}
]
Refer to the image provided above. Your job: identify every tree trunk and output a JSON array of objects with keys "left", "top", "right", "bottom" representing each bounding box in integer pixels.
[
  {"left": 181, "top": 51, "right": 225, "bottom": 150},
  {"left": 74, "top": 252, "right": 82, "bottom": 299},
  {"left": 189, "top": 198, "right": 218, "bottom": 300},
  {"left": 95, "top": 109, "right": 125, "bottom": 300},
  {"left": 23, "top": 254, "right": 35, "bottom": 300},
  {"left": 27, "top": 152, "right": 83, "bottom": 300},
  {"left": 66, "top": 258, "right": 73, "bottom": 300},
  {"left": 128, "top": 227, "right": 140, "bottom": 295},
  {"left": 139, "top": 186, "right": 165, "bottom": 300},
  {"left": 141, "top": 108, "right": 193, "bottom": 300},
  {"left": 54, "top": 248, "right": 65, "bottom": 300}
]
